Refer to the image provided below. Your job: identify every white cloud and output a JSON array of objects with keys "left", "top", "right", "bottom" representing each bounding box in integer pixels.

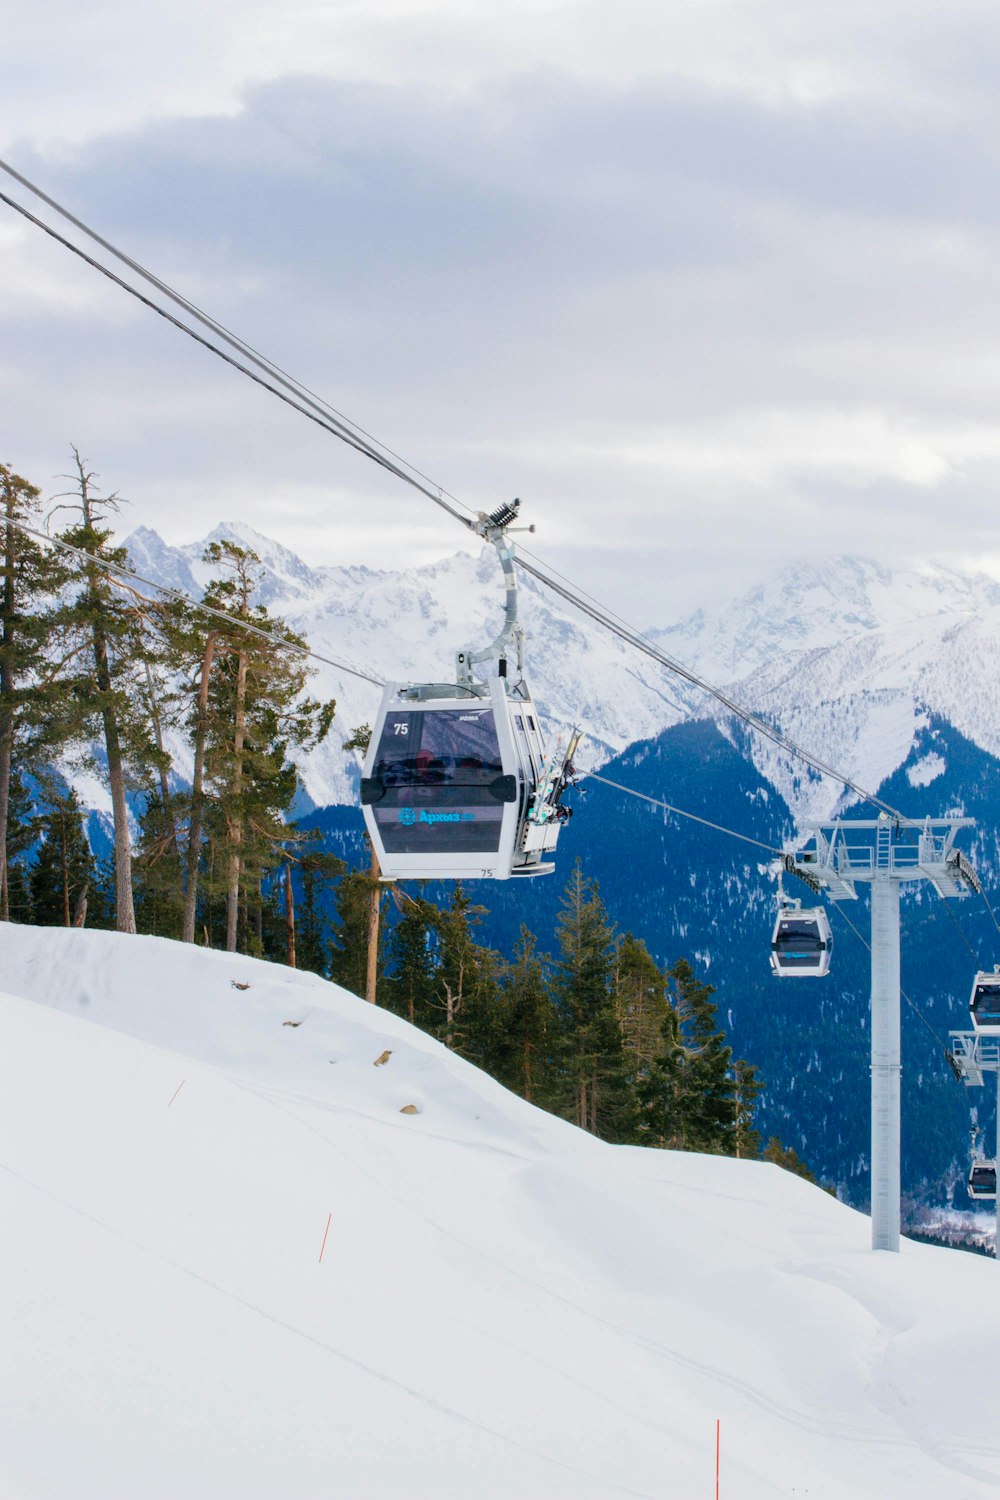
[
  {"left": 5, "top": 0, "right": 994, "bottom": 150},
  {"left": 5, "top": 3, "right": 1000, "bottom": 622}
]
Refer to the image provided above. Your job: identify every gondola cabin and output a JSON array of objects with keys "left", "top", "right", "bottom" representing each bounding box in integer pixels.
[
  {"left": 360, "top": 677, "right": 575, "bottom": 880},
  {"left": 770, "top": 901, "right": 833, "bottom": 978},
  {"left": 970, "top": 968, "right": 1000, "bottom": 1030},
  {"left": 969, "top": 1159, "right": 997, "bottom": 1200}
]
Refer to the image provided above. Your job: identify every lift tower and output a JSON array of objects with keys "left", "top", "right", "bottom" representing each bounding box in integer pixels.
[{"left": 784, "top": 813, "right": 976, "bottom": 1252}]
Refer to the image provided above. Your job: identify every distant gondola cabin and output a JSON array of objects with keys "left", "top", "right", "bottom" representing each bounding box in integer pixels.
[
  {"left": 969, "top": 1161, "right": 997, "bottom": 1200},
  {"left": 770, "top": 904, "right": 833, "bottom": 978},
  {"left": 970, "top": 970, "right": 1000, "bottom": 1030}
]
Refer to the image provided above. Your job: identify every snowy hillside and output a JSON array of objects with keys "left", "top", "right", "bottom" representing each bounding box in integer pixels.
[
  {"left": 4, "top": 924, "right": 1000, "bottom": 1499},
  {"left": 125, "top": 525, "right": 1000, "bottom": 822}
]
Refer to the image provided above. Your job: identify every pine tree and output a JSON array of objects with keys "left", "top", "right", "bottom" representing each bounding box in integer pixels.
[
  {"left": 0, "top": 464, "right": 70, "bottom": 921},
  {"left": 29, "top": 786, "right": 96, "bottom": 927},
  {"left": 670, "top": 959, "right": 734, "bottom": 1152},
  {"left": 762, "top": 1137, "right": 818, "bottom": 1183},
  {"left": 4, "top": 768, "right": 36, "bottom": 922},
  {"left": 428, "top": 888, "right": 497, "bottom": 1056},
  {"left": 5, "top": 856, "right": 33, "bottom": 923},
  {"left": 731, "top": 1058, "right": 764, "bottom": 1160},
  {"left": 639, "top": 958, "right": 734, "bottom": 1152},
  {"left": 131, "top": 649, "right": 185, "bottom": 934},
  {"left": 492, "top": 927, "right": 558, "bottom": 1103},
  {"left": 614, "top": 932, "right": 673, "bottom": 1073},
  {"left": 292, "top": 847, "right": 344, "bottom": 977},
  {"left": 153, "top": 594, "right": 223, "bottom": 945},
  {"left": 198, "top": 540, "right": 335, "bottom": 953},
  {"left": 342, "top": 723, "right": 381, "bottom": 1004},
  {"left": 386, "top": 888, "right": 440, "bottom": 1028},
  {"left": 133, "top": 788, "right": 186, "bottom": 938},
  {"left": 329, "top": 866, "right": 383, "bottom": 996},
  {"left": 50, "top": 453, "right": 161, "bottom": 934},
  {"left": 553, "top": 861, "right": 636, "bottom": 1139}
]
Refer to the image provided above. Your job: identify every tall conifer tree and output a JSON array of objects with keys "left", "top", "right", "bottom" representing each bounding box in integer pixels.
[
  {"left": 639, "top": 959, "right": 735, "bottom": 1152},
  {"left": 386, "top": 889, "right": 439, "bottom": 1028},
  {"left": 51, "top": 453, "right": 160, "bottom": 934},
  {"left": 198, "top": 540, "right": 334, "bottom": 952},
  {"left": 29, "top": 786, "right": 96, "bottom": 927},
  {"left": 329, "top": 866, "right": 383, "bottom": 996},
  {"left": 492, "top": 928, "right": 557, "bottom": 1104},
  {"left": 0, "top": 463, "right": 68, "bottom": 920},
  {"left": 554, "top": 861, "right": 636, "bottom": 1138}
]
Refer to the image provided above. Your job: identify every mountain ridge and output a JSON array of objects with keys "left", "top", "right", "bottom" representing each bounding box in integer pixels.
[{"left": 124, "top": 523, "right": 1000, "bottom": 821}]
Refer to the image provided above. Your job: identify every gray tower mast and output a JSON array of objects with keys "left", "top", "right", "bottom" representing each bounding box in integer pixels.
[{"left": 784, "top": 813, "right": 976, "bottom": 1252}]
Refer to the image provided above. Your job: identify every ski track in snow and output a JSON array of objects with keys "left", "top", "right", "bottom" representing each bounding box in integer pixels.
[
  {"left": 249, "top": 1084, "right": 895, "bottom": 1452},
  {"left": 1, "top": 1157, "right": 665, "bottom": 1500}
]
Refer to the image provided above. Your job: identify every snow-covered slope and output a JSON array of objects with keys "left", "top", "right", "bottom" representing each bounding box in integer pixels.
[{"left": 4, "top": 924, "right": 1000, "bottom": 1499}]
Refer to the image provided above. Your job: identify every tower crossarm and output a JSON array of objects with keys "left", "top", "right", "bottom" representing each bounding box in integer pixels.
[{"left": 785, "top": 815, "right": 975, "bottom": 897}]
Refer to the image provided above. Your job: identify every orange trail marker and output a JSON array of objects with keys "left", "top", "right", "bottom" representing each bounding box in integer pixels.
[
  {"left": 168, "top": 1080, "right": 185, "bottom": 1108},
  {"left": 319, "top": 1212, "right": 332, "bottom": 1264}
]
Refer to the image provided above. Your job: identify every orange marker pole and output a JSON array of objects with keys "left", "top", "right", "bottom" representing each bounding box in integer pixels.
[
  {"left": 319, "top": 1212, "right": 332, "bottom": 1263},
  {"left": 715, "top": 1419, "right": 720, "bottom": 1500}
]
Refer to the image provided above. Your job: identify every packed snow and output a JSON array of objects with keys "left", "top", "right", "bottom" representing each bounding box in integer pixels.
[{"left": 3, "top": 924, "right": 1000, "bottom": 1499}]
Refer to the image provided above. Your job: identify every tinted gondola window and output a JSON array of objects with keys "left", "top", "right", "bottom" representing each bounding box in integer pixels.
[
  {"left": 374, "top": 709, "right": 504, "bottom": 786},
  {"left": 779, "top": 918, "right": 827, "bottom": 954},
  {"left": 370, "top": 708, "right": 509, "bottom": 855}
]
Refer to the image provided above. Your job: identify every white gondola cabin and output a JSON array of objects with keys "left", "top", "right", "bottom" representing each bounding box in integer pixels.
[
  {"left": 969, "top": 1159, "right": 997, "bottom": 1200},
  {"left": 361, "top": 676, "right": 577, "bottom": 880},
  {"left": 359, "top": 499, "right": 579, "bottom": 881},
  {"left": 770, "top": 898, "right": 833, "bottom": 978},
  {"left": 970, "top": 967, "right": 1000, "bottom": 1031}
]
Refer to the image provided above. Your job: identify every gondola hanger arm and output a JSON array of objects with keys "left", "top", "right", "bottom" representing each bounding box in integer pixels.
[{"left": 458, "top": 499, "right": 535, "bottom": 691}]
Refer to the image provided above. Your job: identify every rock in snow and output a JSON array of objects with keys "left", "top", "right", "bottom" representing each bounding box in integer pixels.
[{"left": 3, "top": 923, "right": 1000, "bottom": 1499}]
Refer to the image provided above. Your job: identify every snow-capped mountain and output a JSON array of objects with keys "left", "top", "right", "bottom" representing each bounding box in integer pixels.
[
  {"left": 652, "top": 555, "right": 1000, "bottom": 684},
  {"left": 124, "top": 525, "right": 1000, "bottom": 821},
  {"left": 126, "top": 522, "right": 701, "bottom": 807}
]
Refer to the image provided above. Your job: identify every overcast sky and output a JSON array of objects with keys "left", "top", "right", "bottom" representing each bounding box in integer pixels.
[{"left": 4, "top": 0, "right": 1000, "bottom": 622}]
